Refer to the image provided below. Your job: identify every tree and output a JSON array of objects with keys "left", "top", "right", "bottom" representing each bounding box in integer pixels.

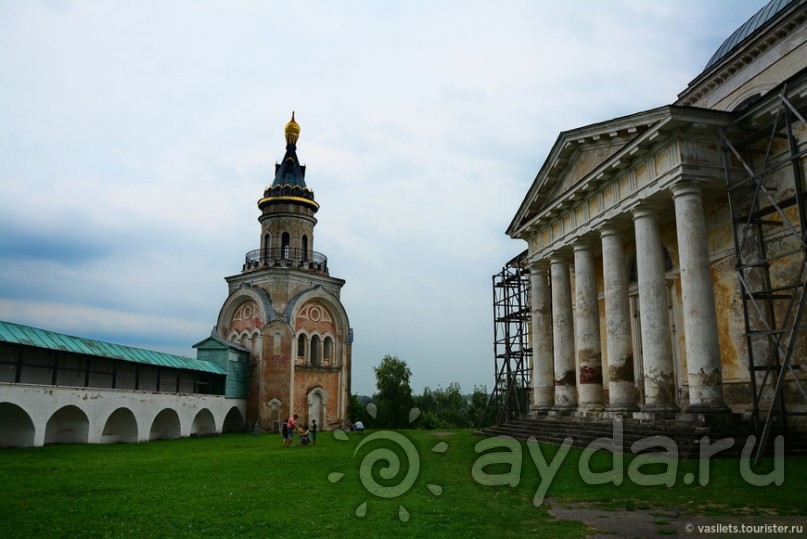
[
  {"left": 468, "top": 385, "right": 496, "bottom": 428},
  {"left": 373, "top": 355, "right": 414, "bottom": 428},
  {"left": 414, "top": 387, "right": 436, "bottom": 416},
  {"left": 436, "top": 382, "right": 469, "bottom": 427},
  {"left": 349, "top": 394, "right": 373, "bottom": 425}
]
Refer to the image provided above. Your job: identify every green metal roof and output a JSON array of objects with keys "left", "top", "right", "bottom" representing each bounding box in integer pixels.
[
  {"left": 0, "top": 320, "right": 227, "bottom": 375},
  {"left": 192, "top": 333, "right": 250, "bottom": 352}
]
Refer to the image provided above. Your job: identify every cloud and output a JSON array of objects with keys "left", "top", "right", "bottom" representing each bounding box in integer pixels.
[
  {"left": 0, "top": 298, "right": 209, "bottom": 353},
  {"left": 0, "top": 0, "right": 766, "bottom": 394}
]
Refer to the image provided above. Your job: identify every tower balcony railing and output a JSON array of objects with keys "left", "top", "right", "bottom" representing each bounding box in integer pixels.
[{"left": 243, "top": 247, "right": 328, "bottom": 274}]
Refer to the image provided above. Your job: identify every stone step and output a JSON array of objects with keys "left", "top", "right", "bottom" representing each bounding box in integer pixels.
[{"left": 475, "top": 417, "right": 807, "bottom": 460}]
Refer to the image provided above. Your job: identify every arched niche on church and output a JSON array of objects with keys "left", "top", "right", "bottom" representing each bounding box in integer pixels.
[
  {"left": 306, "top": 386, "right": 328, "bottom": 429},
  {"left": 293, "top": 301, "right": 342, "bottom": 368},
  {"left": 216, "top": 284, "right": 275, "bottom": 346}
]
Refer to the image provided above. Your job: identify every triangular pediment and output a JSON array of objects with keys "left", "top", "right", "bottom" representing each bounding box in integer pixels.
[
  {"left": 507, "top": 107, "right": 671, "bottom": 238},
  {"left": 551, "top": 142, "right": 626, "bottom": 200}
]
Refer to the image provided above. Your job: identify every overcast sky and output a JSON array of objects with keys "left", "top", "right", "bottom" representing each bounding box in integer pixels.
[{"left": 0, "top": 0, "right": 766, "bottom": 395}]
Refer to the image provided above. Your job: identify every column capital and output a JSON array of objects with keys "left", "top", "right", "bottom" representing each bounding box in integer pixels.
[
  {"left": 528, "top": 258, "right": 550, "bottom": 273},
  {"left": 631, "top": 202, "right": 662, "bottom": 220},
  {"left": 599, "top": 218, "right": 632, "bottom": 238},
  {"left": 572, "top": 238, "right": 596, "bottom": 253},
  {"left": 670, "top": 179, "right": 706, "bottom": 199},
  {"left": 549, "top": 251, "right": 572, "bottom": 264}
]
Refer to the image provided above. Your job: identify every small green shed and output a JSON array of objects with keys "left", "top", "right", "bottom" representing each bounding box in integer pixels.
[{"left": 193, "top": 332, "right": 249, "bottom": 399}]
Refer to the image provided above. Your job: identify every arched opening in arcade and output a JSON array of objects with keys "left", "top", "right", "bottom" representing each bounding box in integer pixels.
[
  {"left": 0, "top": 403, "right": 35, "bottom": 448},
  {"left": 101, "top": 408, "right": 138, "bottom": 443},
  {"left": 45, "top": 405, "right": 89, "bottom": 445}
]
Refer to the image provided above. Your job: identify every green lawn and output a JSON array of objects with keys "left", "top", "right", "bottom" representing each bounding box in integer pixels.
[{"left": 0, "top": 430, "right": 804, "bottom": 538}]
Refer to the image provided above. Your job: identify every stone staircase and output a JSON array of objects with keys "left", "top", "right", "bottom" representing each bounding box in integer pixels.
[{"left": 475, "top": 415, "right": 807, "bottom": 460}]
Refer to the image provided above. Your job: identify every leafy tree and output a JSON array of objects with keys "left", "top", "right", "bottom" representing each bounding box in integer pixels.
[
  {"left": 414, "top": 383, "right": 495, "bottom": 428},
  {"left": 415, "top": 386, "right": 436, "bottom": 415},
  {"left": 467, "top": 385, "right": 496, "bottom": 428},
  {"left": 414, "top": 383, "right": 467, "bottom": 428},
  {"left": 372, "top": 355, "right": 414, "bottom": 428},
  {"left": 417, "top": 410, "right": 449, "bottom": 430},
  {"left": 349, "top": 394, "right": 373, "bottom": 425},
  {"left": 437, "top": 382, "right": 469, "bottom": 427}
]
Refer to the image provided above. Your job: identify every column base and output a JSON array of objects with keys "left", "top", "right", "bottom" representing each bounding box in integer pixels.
[
  {"left": 605, "top": 404, "right": 639, "bottom": 413},
  {"left": 633, "top": 411, "right": 678, "bottom": 422},
  {"left": 640, "top": 403, "right": 680, "bottom": 413},
  {"left": 678, "top": 409, "right": 739, "bottom": 427},
  {"left": 572, "top": 408, "right": 603, "bottom": 419},
  {"left": 600, "top": 410, "right": 632, "bottom": 419},
  {"left": 530, "top": 406, "right": 553, "bottom": 417},
  {"left": 600, "top": 410, "right": 633, "bottom": 422},
  {"left": 577, "top": 382, "right": 604, "bottom": 412},
  {"left": 548, "top": 408, "right": 576, "bottom": 417},
  {"left": 684, "top": 403, "right": 731, "bottom": 414}
]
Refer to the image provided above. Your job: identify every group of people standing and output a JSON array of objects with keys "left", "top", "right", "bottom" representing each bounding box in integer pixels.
[{"left": 282, "top": 414, "right": 317, "bottom": 447}]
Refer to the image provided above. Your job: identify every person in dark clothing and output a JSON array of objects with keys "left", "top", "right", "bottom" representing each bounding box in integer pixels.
[{"left": 284, "top": 414, "right": 298, "bottom": 447}]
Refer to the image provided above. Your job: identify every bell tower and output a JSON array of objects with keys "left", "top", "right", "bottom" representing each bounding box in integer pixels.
[
  {"left": 215, "top": 113, "right": 352, "bottom": 432},
  {"left": 256, "top": 112, "right": 322, "bottom": 271}
]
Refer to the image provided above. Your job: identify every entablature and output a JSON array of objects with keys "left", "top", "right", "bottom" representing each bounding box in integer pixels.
[{"left": 521, "top": 137, "right": 728, "bottom": 257}]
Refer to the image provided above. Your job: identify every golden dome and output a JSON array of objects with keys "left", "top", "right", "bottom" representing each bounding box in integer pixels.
[{"left": 285, "top": 111, "right": 300, "bottom": 146}]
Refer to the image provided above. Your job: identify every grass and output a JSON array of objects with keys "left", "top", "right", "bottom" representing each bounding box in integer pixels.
[{"left": 0, "top": 430, "right": 805, "bottom": 538}]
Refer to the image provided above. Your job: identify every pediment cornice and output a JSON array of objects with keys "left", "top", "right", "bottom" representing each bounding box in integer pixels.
[{"left": 507, "top": 106, "right": 733, "bottom": 239}]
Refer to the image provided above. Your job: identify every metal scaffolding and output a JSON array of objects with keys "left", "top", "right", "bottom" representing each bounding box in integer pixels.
[
  {"left": 720, "top": 82, "right": 807, "bottom": 462},
  {"left": 486, "top": 250, "right": 532, "bottom": 425}
]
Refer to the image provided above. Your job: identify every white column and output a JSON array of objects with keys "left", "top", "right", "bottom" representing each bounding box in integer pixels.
[
  {"left": 573, "top": 241, "right": 603, "bottom": 411},
  {"left": 671, "top": 181, "right": 728, "bottom": 412},
  {"left": 529, "top": 260, "right": 554, "bottom": 411},
  {"left": 600, "top": 225, "right": 638, "bottom": 411},
  {"left": 632, "top": 205, "right": 679, "bottom": 412},
  {"left": 551, "top": 253, "right": 577, "bottom": 410}
]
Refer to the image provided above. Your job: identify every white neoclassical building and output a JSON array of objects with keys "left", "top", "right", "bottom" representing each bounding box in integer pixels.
[{"left": 504, "top": 0, "right": 807, "bottom": 437}]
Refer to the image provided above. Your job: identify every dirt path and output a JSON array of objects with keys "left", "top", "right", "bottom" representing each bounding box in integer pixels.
[
  {"left": 546, "top": 499, "right": 805, "bottom": 537},
  {"left": 546, "top": 499, "right": 682, "bottom": 538}
]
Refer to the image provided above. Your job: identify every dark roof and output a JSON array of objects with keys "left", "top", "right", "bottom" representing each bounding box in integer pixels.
[
  {"left": 704, "top": 0, "right": 800, "bottom": 70},
  {"left": 272, "top": 145, "right": 307, "bottom": 188},
  {"left": 192, "top": 332, "right": 250, "bottom": 352},
  {"left": 0, "top": 320, "right": 226, "bottom": 375}
]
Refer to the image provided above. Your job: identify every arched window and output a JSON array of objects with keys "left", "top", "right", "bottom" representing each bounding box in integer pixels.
[
  {"left": 323, "top": 337, "right": 332, "bottom": 361},
  {"left": 732, "top": 93, "right": 763, "bottom": 112},
  {"left": 297, "top": 334, "right": 307, "bottom": 358},
  {"left": 281, "top": 232, "right": 290, "bottom": 260},
  {"left": 302, "top": 235, "right": 309, "bottom": 261},
  {"left": 311, "top": 335, "right": 321, "bottom": 367}
]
